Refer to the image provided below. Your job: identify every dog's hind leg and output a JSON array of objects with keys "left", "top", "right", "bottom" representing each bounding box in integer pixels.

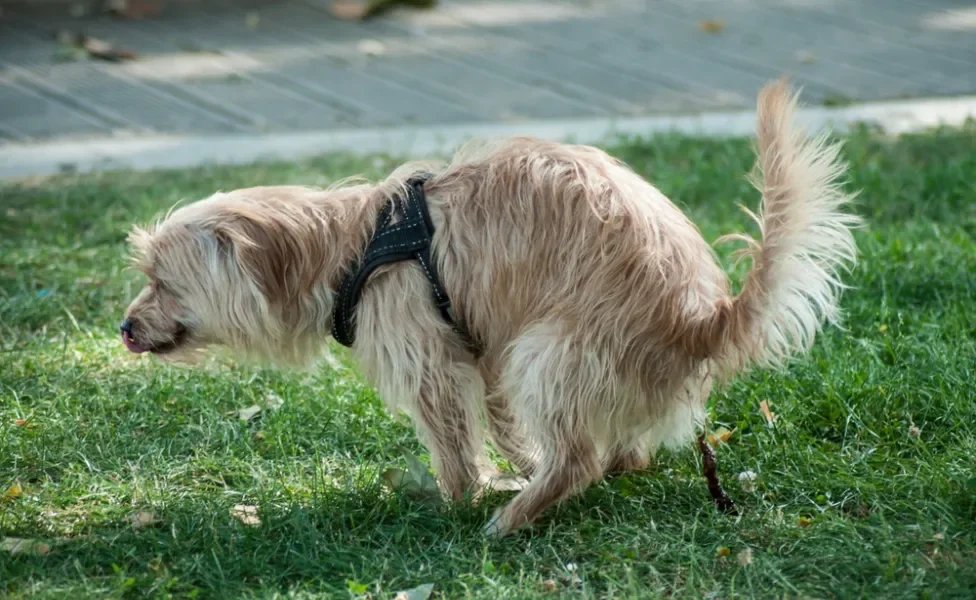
[
  {"left": 479, "top": 359, "right": 538, "bottom": 477},
  {"left": 484, "top": 324, "right": 605, "bottom": 536}
]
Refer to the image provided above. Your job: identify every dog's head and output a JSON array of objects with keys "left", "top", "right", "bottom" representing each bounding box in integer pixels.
[{"left": 121, "top": 188, "right": 345, "bottom": 364}]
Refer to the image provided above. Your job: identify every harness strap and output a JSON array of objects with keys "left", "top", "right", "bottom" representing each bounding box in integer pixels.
[{"left": 331, "top": 175, "right": 482, "bottom": 355}]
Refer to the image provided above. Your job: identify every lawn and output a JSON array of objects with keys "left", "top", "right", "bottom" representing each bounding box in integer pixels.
[{"left": 2, "top": 124, "right": 975, "bottom": 599}]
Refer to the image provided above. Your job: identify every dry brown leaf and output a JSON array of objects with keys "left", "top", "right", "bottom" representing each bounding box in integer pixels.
[
  {"left": 56, "top": 30, "right": 136, "bottom": 62},
  {"left": 759, "top": 400, "right": 777, "bottom": 425},
  {"left": 698, "top": 19, "right": 726, "bottom": 33},
  {"left": 230, "top": 504, "right": 261, "bottom": 526},
  {"left": 706, "top": 426, "right": 735, "bottom": 447},
  {"left": 716, "top": 546, "right": 730, "bottom": 557},
  {"left": 1, "top": 537, "right": 50, "bottom": 556},
  {"left": 82, "top": 36, "right": 137, "bottom": 61},
  {"left": 797, "top": 516, "right": 813, "bottom": 527},
  {"left": 13, "top": 419, "right": 27, "bottom": 426},
  {"left": 4, "top": 482, "right": 22, "bottom": 500},
  {"left": 129, "top": 510, "right": 157, "bottom": 529},
  {"left": 542, "top": 579, "right": 559, "bottom": 593}
]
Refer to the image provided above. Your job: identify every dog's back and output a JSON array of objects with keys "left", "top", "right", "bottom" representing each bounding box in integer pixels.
[{"left": 428, "top": 136, "right": 727, "bottom": 359}]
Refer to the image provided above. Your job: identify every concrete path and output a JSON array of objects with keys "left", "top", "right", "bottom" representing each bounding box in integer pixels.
[{"left": 1, "top": 0, "right": 974, "bottom": 175}]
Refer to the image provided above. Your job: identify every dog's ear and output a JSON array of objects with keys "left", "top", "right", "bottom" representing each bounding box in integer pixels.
[{"left": 211, "top": 210, "right": 294, "bottom": 300}]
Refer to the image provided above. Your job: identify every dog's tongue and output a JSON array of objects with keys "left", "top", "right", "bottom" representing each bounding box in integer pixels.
[{"left": 122, "top": 331, "right": 150, "bottom": 354}]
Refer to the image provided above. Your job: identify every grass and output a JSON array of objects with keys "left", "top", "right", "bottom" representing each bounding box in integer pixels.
[{"left": 2, "top": 124, "right": 975, "bottom": 599}]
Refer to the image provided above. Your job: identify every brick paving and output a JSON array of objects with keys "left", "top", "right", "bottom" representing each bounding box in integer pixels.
[{"left": 1, "top": 0, "right": 974, "bottom": 143}]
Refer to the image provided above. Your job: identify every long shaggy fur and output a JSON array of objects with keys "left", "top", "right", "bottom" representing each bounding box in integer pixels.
[{"left": 122, "top": 79, "right": 859, "bottom": 536}]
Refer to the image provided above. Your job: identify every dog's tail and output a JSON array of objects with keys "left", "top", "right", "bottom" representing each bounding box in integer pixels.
[{"left": 693, "top": 79, "right": 860, "bottom": 376}]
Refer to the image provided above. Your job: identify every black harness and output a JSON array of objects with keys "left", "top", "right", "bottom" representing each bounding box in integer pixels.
[{"left": 331, "top": 175, "right": 481, "bottom": 355}]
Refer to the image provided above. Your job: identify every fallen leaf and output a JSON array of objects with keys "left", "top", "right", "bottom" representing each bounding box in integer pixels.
[
  {"left": 797, "top": 516, "right": 813, "bottom": 527},
  {"left": 1, "top": 537, "right": 50, "bottom": 556},
  {"left": 230, "top": 504, "right": 261, "bottom": 526},
  {"left": 330, "top": 0, "right": 436, "bottom": 21},
  {"left": 82, "top": 35, "right": 137, "bottom": 61},
  {"left": 759, "top": 400, "right": 777, "bottom": 425},
  {"left": 737, "top": 547, "right": 753, "bottom": 566},
  {"left": 346, "top": 580, "right": 369, "bottom": 594},
  {"left": 698, "top": 19, "right": 726, "bottom": 33},
  {"left": 563, "top": 562, "right": 581, "bottom": 584},
  {"left": 56, "top": 30, "right": 137, "bottom": 62},
  {"left": 737, "top": 470, "right": 758, "bottom": 492},
  {"left": 716, "top": 546, "right": 731, "bottom": 557},
  {"left": 878, "top": 323, "right": 888, "bottom": 332},
  {"left": 245, "top": 12, "right": 260, "bottom": 29},
  {"left": 383, "top": 449, "right": 443, "bottom": 504},
  {"left": 236, "top": 405, "right": 262, "bottom": 422},
  {"left": 4, "top": 482, "right": 22, "bottom": 500},
  {"left": 394, "top": 583, "right": 434, "bottom": 600},
  {"left": 129, "top": 510, "right": 157, "bottom": 529},
  {"left": 357, "top": 39, "right": 386, "bottom": 56},
  {"left": 542, "top": 579, "right": 559, "bottom": 593},
  {"left": 263, "top": 393, "right": 284, "bottom": 411},
  {"left": 382, "top": 466, "right": 442, "bottom": 504},
  {"left": 706, "top": 426, "right": 735, "bottom": 447}
]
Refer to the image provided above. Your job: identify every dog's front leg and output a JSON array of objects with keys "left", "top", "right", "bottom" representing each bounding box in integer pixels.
[
  {"left": 409, "top": 366, "right": 487, "bottom": 500},
  {"left": 353, "top": 277, "right": 488, "bottom": 501}
]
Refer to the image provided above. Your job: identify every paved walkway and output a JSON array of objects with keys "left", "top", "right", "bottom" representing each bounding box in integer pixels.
[{"left": 1, "top": 0, "right": 974, "bottom": 175}]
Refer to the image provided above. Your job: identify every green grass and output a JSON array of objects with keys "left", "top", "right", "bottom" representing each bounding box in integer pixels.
[{"left": 2, "top": 124, "right": 976, "bottom": 599}]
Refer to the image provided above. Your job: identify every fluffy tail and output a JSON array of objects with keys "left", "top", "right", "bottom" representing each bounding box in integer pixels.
[{"left": 699, "top": 79, "right": 860, "bottom": 376}]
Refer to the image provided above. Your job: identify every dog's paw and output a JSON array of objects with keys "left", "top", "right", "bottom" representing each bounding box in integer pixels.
[{"left": 483, "top": 509, "right": 511, "bottom": 538}]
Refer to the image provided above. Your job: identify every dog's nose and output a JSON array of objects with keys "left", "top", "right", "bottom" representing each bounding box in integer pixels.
[{"left": 120, "top": 318, "right": 134, "bottom": 334}]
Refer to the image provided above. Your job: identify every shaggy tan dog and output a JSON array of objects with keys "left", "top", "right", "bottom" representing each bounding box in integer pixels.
[{"left": 121, "top": 80, "right": 859, "bottom": 536}]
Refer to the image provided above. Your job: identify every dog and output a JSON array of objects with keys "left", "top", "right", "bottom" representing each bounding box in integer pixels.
[{"left": 121, "top": 79, "right": 859, "bottom": 536}]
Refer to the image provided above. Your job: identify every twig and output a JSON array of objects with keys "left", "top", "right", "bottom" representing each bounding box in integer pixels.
[{"left": 697, "top": 434, "right": 739, "bottom": 515}]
